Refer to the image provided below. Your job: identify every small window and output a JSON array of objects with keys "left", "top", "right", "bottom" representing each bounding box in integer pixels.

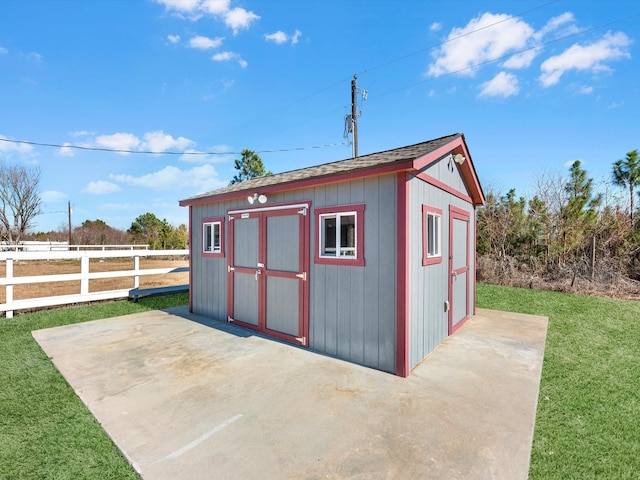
[
  {"left": 202, "top": 217, "right": 224, "bottom": 258},
  {"left": 315, "top": 204, "right": 365, "bottom": 266},
  {"left": 422, "top": 205, "right": 442, "bottom": 265}
]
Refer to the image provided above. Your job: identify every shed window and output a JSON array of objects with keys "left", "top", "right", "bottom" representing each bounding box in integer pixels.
[
  {"left": 202, "top": 217, "right": 224, "bottom": 258},
  {"left": 315, "top": 204, "right": 365, "bottom": 266},
  {"left": 422, "top": 205, "right": 442, "bottom": 265}
]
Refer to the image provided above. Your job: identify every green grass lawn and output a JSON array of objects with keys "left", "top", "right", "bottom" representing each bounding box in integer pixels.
[
  {"left": 2, "top": 288, "right": 639, "bottom": 478},
  {"left": 477, "top": 283, "right": 640, "bottom": 479},
  {"left": 0, "top": 293, "right": 188, "bottom": 480}
]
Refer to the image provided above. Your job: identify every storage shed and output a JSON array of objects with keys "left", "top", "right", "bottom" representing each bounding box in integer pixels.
[{"left": 179, "top": 133, "right": 485, "bottom": 376}]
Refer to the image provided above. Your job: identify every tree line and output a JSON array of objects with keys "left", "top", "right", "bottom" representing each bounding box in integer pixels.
[
  {"left": 28, "top": 213, "right": 188, "bottom": 249},
  {"left": 477, "top": 150, "right": 640, "bottom": 294}
]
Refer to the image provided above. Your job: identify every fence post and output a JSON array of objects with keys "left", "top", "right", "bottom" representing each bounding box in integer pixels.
[
  {"left": 80, "top": 255, "right": 89, "bottom": 295},
  {"left": 5, "top": 258, "right": 14, "bottom": 319},
  {"left": 133, "top": 255, "right": 140, "bottom": 302}
]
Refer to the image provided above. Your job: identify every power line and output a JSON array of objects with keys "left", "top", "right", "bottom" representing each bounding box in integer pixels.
[{"left": 0, "top": 137, "right": 348, "bottom": 156}]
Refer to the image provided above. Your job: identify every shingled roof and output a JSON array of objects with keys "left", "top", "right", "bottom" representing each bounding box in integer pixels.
[{"left": 180, "top": 133, "right": 483, "bottom": 206}]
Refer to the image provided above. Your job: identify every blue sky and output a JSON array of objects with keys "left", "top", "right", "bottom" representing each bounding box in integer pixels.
[{"left": 1, "top": 0, "right": 638, "bottom": 233}]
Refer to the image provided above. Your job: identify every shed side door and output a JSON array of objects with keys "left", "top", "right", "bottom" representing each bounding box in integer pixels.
[{"left": 448, "top": 205, "right": 470, "bottom": 334}]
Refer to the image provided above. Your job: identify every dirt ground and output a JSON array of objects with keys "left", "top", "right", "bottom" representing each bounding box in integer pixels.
[{"left": 0, "top": 258, "right": 189, "bottom": 303}]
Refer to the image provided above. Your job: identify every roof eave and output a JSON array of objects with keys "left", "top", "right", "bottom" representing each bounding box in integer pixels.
[{"left": 179, "top": 158, "right": 416, "bottom": 207}]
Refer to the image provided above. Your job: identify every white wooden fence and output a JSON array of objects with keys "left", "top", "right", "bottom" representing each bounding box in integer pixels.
[
  {"left": 0, "top": 249, "right": 189, "bottom": 318},
  {"left": 1, "top": 242, "right": 150, "bottom": 252}
]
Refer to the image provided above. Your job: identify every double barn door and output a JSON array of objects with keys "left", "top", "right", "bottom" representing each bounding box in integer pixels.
[{"left": 227, "top": 204, "right": 309, "bottom": 346}]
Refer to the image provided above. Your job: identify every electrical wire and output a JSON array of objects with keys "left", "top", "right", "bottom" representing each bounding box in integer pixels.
[{"left": 0, "top": 137, "right": 349, "bottom": 156}]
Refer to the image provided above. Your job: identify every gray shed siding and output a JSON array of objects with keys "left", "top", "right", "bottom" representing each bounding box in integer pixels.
[
  {"left": 407, "top": 157, "right": 476, "bottom": 368},
  {"left": 189, "top": 174, "right": 398, "bottom": 373}
]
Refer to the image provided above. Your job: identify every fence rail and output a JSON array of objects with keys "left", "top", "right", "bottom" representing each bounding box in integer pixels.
[
  {"left": 1, "top": 242, "right": 150, "bottom": 252},
  {"left": 1, "top": 249, "right": 189, "bottom": 318}
]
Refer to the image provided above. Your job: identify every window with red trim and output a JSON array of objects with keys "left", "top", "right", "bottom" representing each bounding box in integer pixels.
[
  {"left": 422, "top": 205, "right": 442, "bottom": 265},
  {"left": 315, "top": 204, "right": 365, "bottom": 266},
  {"left": 202, "top": 217, "right": 225, "bottom": 258}
]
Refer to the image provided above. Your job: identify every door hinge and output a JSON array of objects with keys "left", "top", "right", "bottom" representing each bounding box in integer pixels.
[
  {"left": 296, "top": 336, "right": 306, "bottom": 345},
  {"left": 228, "top": 215, "right": 235, "bottom": 221},
  {"left": 228, "top": 265, "right": 235, "bottom": 272},
  {"left": 295, "top": 272, "right": 307, "bottom": 281},
  {"left": 298, "top": 207, "right": 307, "bottom": 216},
  {"left": 227, "top": 316, "right": 235, "bottom": 323}
]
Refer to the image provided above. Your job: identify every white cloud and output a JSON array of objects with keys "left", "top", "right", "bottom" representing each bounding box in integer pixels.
[
  {"left": 212, "top": 51, "right": 234, "bottom": 61},
  {"left": 189, "top": 35, "right": 224, "bottom": 50},
  {"left": 540, "top": 31, "right": 631, "bottom": 87},
  {"left": 577, "top": 85, "right": 593, "bottom": 95},
  {"left": 212, "top": 51, "right": 246, "bottom": 67},
  {"left": 95, "top": 132, "right": 141, "bottom": 154},
  {"left": 167, "top": 34, "right": 181, "bottom": 44},
  {"left": 70, "top": 130, "right": 92, "bottom": 137},
  {"left": 224, "top": 7, "right": 260, "bottom": 34},
  {"left": 479, "top": 71, "right": 519, "bottom": 98},
  {"left": 535, "top": 12, "right": 576, "bottom": 40},
  {"left": 430, "top": 22, "right": 442, "bottom": 32},
  {"left": 155, "top": 0, "right": 259, "bottom": 34},
  {"left": 83, "top": 180, "right": 121, "bottom": 194},
  {"left": 201, "top": 0, "right": 230, "bottom": 15},
  {"left": 28, "top": 52, "right": 43, "bottom": 63},
  {"left": 141, "top": 130, "right": 194, "bottom": 152},
  {"left": 155, "top": 0, "right": 201, "bottom": 14},
  {"left": 428, "top": 13, "right": 534, "bottom": 77},
  {"left": 502, "top": 47, "right": 541, "bottom": 69},
  {"left": 265, "top": 31, "right": 287, "bottom": 44},
  {"left": 110, "top": 164, "right": 225, "bottom": 192},
  {"left": 0, "top": 47, "right": 7, "bottom": 54},
  {"left": 56, "top": 143, "right": 74, "bottom": 157},
  {"left": 40, "top": 190, "right": 67, "bottom": 203},
  {"left": 265, "top": 29, "right": 302, "bottom": 45}
]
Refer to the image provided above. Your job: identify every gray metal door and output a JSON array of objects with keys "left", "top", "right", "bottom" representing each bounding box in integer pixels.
[
  {"left": 448, "top": 206, "right": 470, "bottom": 333},
  {"left": 227, "top": 205, "right": 309, "bottom": 346}
]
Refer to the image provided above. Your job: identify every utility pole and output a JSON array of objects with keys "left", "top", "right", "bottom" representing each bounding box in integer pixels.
[
  {"left": 351, "top": 75, "right": 358, "bottom": 158},
  {"left": 345, "top": 74, "right": 367, "bottom": 158}
]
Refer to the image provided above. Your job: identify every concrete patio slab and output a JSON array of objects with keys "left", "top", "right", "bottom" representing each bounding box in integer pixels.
[{"left": 33, "top": 306, "right": 548, "bottom": 479}]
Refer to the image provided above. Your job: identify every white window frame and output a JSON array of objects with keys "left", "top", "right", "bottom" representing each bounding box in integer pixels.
[
  {"left": 319, "top": 211, "right": 358, "bottom": 259},
  {"left": 203, "top": 220, "right": 222, "bottom": 254},
  {"left": 426, "top": 212, "right": 441, "bottom": 258},
  {"left": 423, "top": 205, "right": 442, "bottom": 265}
]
